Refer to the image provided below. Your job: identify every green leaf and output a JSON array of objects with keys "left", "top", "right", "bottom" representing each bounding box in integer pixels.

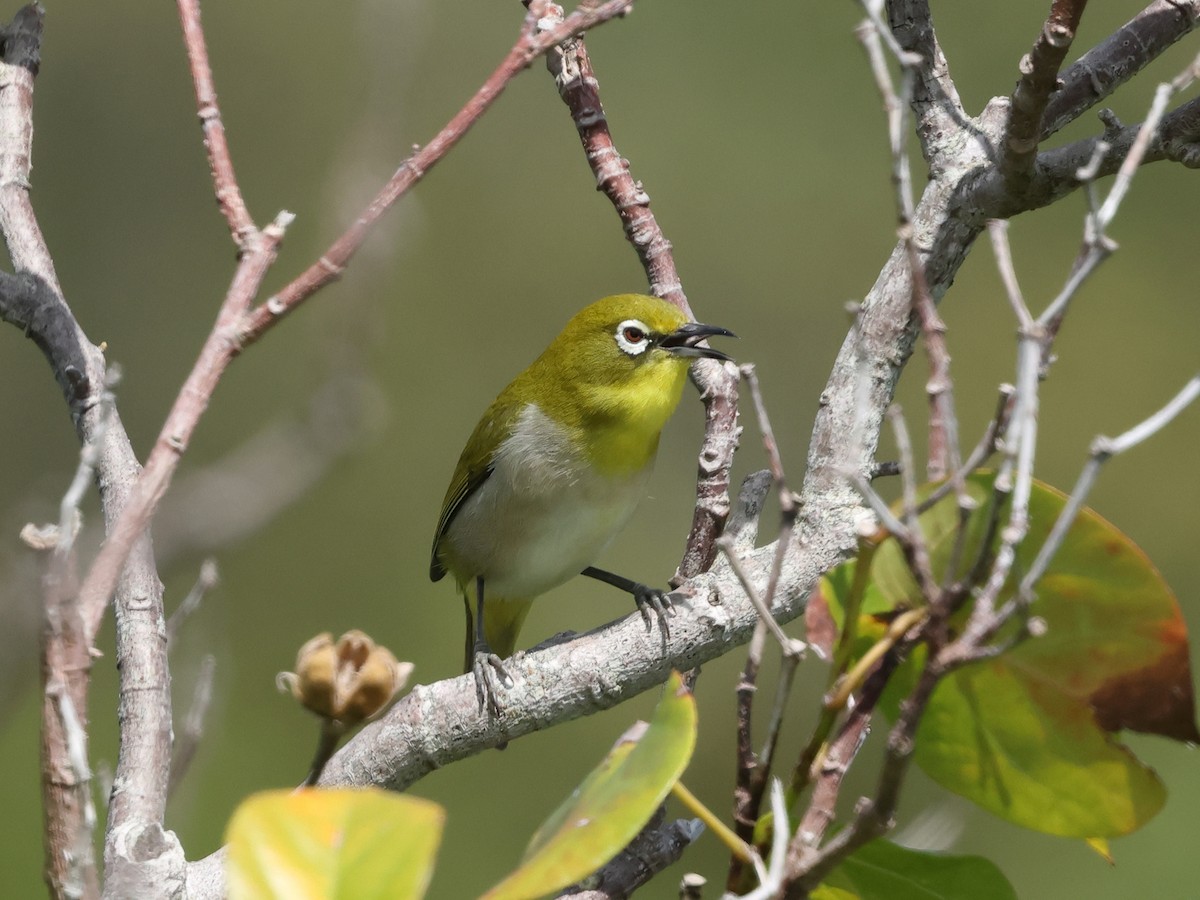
[
  {"left": 226, "top": 788, "right": 443, "bottom": 900},
  {"left": 482, "top": 671, "right": 698, "bottom": 900},
  {"left": 813, "top": 472, "right": 1196, "bottom": 837},
  {"left": 812, "top": 839, "right": 1016, "bottom": 900}
]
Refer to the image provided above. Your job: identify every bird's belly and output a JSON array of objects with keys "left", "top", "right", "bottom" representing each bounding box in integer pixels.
[{"left": 444, "top": 455, "right": 651, "bottom": 600}]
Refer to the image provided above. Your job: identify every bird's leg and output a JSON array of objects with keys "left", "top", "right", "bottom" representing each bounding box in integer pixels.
[
  {"left": 473, "top": 577, "right": 512, "bottom": 715},
  {"left": 581, "top": 566, "right": 675, "bottom": 636}
]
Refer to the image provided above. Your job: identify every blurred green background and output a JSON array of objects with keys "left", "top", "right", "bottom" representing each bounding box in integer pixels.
[{"left": 0, "top": 1, "right": 1196, "bottom": 897}]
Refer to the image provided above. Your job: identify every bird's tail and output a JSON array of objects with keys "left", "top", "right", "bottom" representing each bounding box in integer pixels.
[{"left": 462, "top": 593, "right": 534, "bottom": 673}]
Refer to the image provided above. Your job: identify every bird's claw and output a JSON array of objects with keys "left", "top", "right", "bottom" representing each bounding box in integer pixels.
[
  {"left": 472, "top": 647, "right": 512, "bottom": 717},
  {"left": 633, "top": 584, "right": 675, "bottom": 637}
]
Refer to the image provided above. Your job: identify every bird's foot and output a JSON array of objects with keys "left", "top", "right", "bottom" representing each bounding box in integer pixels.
[
  {"left": 632, "top": 583, "right": 676, "bottom": 637},
  {"left": 472, "top": 646, "right": 513, "bottom": 716}
]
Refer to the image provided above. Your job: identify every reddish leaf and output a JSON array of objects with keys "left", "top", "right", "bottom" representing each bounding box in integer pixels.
[{"left": 1090, "top": 637, "right": 1199, "bottom": 742}]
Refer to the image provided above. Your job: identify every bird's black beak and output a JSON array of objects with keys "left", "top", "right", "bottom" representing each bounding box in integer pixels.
[{"left": 660, "top": 322, "right": 737, "bottom": 361}]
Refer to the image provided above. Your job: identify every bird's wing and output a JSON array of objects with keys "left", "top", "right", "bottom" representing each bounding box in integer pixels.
[{"left": 430, "top": 399, "right": 520, "bottom": 582}]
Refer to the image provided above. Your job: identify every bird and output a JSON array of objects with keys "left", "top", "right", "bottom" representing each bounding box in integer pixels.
[{"left": 430, "top": 293, "right": 734, "bottom": 713}]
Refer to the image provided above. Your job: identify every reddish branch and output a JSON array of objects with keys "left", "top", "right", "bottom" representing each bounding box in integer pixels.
[
  {"left": 177, "top": 0, "right": 254, "bottom": 245},
  {"left": 1001, "top": 0, "right": 1089, "bottom": 189},
  {"left": 787, "top": 651, "right": 899, "bottom": 876},
  {"left": 237, "top": 0, "right": 635, "bottom": 346}
]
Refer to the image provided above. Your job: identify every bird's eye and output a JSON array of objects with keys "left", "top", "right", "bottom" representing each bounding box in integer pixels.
[{"left": 614, "top": 319, "right": 652, "bottom": 356}]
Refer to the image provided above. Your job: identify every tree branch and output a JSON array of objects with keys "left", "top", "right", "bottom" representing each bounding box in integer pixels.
[
  {"left": 0, "top": 5, "right": 173, "bottom": 896},
  {"left": 1042, "top": 0, "right": 1200, "bottom": 139},
  {"left": 557, "top": 810, "right": 702, "bottom": 899},
  {"left": 176, "top": 0, "right": 255, "bottom": 245},
  {"left": 885, "top": 0, "right": 968, "bottom": 171},
  {"left": 236, "top": 0, "right": 636, "bottom": 346},
  {"left": 1001, "top": 0, "right": 1089, "bottom": 191}
]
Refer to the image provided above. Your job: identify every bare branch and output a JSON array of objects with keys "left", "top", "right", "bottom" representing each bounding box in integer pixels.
[
  {"left": 717, "top": 536, "right": 797, "bottom": 654},
  {"left": 1042, "top": 0, "right": 1200, "bottom": 139},
  {"left": 237, "top": 0, "right": 636, "bottom": 345},
  {"left": 185, "top": 528, "right": 829, "bottom": 898},
  {"left": 884, "top": 0, "right": 968, "bottom": 168},
  {"left": 786, "top": 647, "right": 901, "bottom": 883},
  {"left": 176, "top": 0, "right": 255, "bottom": 246},
  {"left": 1160, "top": 94, "right": 1200, "bottom": 165},
  {"left": 846, "top": 472, "right": 910, "bottom": 539},
  {"left": 1001, "top": 0, "right": 1089, "bottom": 190},
  {"left": 76, "top": 211, "right": 292, "bottom": 645},
  {"left": 166, "top": 560, "right": 219, "bottom": 653},
  {"left": 1093, "top": 52, "right": 1200, "bottom": 232},
  {"left": 0, "top": 7, "right": 174, "bottom": 895},
  {"left": 168, "top": 655, "right": 216, "bottom": 797},
  {"left": 888, "top": 407, "right": 938, "bottom": 600},
  {"left": 1013, "top": 375, "right": 1200, "bottom": 607}
]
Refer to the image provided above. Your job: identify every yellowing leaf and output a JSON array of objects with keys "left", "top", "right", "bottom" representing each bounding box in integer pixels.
[
  {"left": 226, "top": 788, "right": 443, "bottom": 900},
  {"left": 483, "top": 671, "right": 697, "bottom": 900},
  {"left": 815, "top": 473, "right": 1196, "bottom": 838},
  {"left": 1085, "top": 837, "right": 1114, "bottom": 865}
]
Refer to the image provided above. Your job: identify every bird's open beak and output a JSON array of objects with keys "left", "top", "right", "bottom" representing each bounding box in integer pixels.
[{"left": 660, "top": 321, "right": 737, "bottom": 361}]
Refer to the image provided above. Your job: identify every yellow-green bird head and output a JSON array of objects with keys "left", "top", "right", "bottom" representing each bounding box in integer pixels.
[
  {"left": 525, "top": 292, "right": 722, "bottom": 404},
  {"left": 510, "top": 295, "right": 734, "bottom": 469}
]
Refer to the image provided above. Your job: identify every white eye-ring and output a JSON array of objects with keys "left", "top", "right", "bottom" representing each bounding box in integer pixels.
[{"left": 614, "top": 318, "right": 651, "bottom": 356}]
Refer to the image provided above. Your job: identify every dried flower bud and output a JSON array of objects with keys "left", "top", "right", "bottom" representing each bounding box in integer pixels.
[{"left": 278, "top": 630, "right": 412, "bottom": 727}]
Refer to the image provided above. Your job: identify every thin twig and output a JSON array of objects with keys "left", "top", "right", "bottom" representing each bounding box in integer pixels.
[
  {"left": 167, "top": 654, "right": 216, "bottom": 797},
  {"left": 166, "top": 559, "right": 219, "bottom": 653},
  {"left": 888, "top": 406, "right": 938, "bottom": 600},
  {"left": 1094, "top": 51, "right": 1200, "bottom": 232},
  {"left": 845, "top": 472, "right": 909, "bottom": 540},
  {"left": 1001, "top": 0, "right": 1089, "bottom": 190},
  {"left": 238, "top": 0, "right": 635, "bottom": 345},
  {"left": 736, "top": 780, "right": 790, "bottom": 900},
  {"left": 986, "top": 220, "right": 1034, "bottom": 328},
  {"left": 1009, "top": 375, "right": 1200, "bottom": 612},
  {"left": 176, "top": 0, "right": 255, "bottom": 246},
  {"left": 717, "top": 536, "right": 798, "bottom": 654},
  {"left": 786, "top": 648, "right": 902, "bottom": 879},
  {"left": 858, "top": 7, "right": 964, "bottom": 490},
  {"left": 915, "top": 384, "right": 1013, "bottom": 515},
  {"left": 785, "top": 522, "right": 882, "bottom": 820},
  {"left": 740, "top": 365, "right": 801, "bottom": 608},
  {"left": 76, "top": 0, "right": 636, "bottom": 655}
]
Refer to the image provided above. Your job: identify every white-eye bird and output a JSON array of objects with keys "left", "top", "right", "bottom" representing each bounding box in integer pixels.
[{"left": 430, "top": 293, "right": 734, "bottom": 712}]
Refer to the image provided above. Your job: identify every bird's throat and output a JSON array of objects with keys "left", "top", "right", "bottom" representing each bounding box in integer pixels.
[{"left": 578, "top": 363, "right": 688, "bottom": 477}]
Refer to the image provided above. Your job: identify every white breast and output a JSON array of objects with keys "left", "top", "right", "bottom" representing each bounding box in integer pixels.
[{"left": 444, "top": 403, "right": 653, "bottom": 599}]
